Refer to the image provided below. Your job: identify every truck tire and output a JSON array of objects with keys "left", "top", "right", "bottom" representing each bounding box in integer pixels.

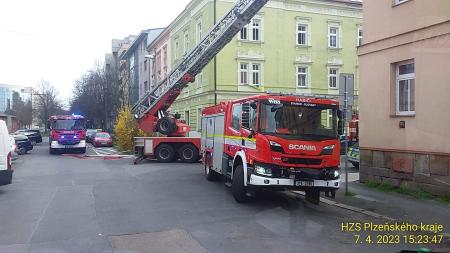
[
  {"left": 156, "top": 117, "right": 176, "bottom": 135},
  {"left": 179, "top": 144, "right": 199, "bottom": 163},
  {"left": 232, "top": 165, "right": 250, "bottom": 203},
  {"left": 351, "top": 162, "right": 359, "bottom": 169},
  {"left": 305, "top": 189, "right": 320, "bottom": 205},
  {"left": 155, "top": 144, "right": 176, "bottom": 163}
]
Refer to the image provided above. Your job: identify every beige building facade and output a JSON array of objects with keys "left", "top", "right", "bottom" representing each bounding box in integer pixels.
[{"left": 358, "top": 0, "right": 450, "bottom": 195}]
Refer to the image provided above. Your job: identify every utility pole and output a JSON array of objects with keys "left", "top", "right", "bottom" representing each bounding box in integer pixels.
[{"left": 339, "top": 74, "right": 354, "bottom": 195}]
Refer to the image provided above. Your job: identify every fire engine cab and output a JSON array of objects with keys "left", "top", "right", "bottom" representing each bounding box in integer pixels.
[{"left": 201, "top": 94, "right": 341, "bottom": 204}]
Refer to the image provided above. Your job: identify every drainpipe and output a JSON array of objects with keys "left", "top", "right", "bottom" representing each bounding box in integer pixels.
[{"left": 213, "top": 0, "right": 217, "bottom": 105}]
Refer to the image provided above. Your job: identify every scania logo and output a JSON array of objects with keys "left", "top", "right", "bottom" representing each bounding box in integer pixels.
[{"left": 288, "top": 144, "right": 317, "bottom": 151}]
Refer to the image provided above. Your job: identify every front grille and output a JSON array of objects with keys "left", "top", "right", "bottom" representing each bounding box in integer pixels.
[
  {"left": 282, "top": 157, "right": 322, "bottom": 165},
  {"left": 59, "top": 139, "right": 80, "bottom": 145}
]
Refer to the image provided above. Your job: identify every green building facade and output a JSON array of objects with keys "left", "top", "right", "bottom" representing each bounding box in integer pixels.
[{"left": 168, "top": 0, "right": 363, "bottom": 131}]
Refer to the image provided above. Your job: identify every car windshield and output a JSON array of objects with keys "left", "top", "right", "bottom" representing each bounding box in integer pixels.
[
  {"left": 259, "top": 100, "right": 338, "bottom": 140},
  {"left": 95, "top": 133, "right": 110, "bottom": 138},
  {"left": 51, "top": 119, "right": 86, "bottom": 130}
]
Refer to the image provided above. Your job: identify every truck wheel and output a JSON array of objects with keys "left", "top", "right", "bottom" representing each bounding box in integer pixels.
[
  {"left": 155, "top": 144, "right": 176, "bottom": 163},
  {"left": 232, "top": 165, "right": 250, "bottom": 203},
  {"left": 351, "top": 162, "right": 359, "bottom": 169},
  {"left": 305, "top": 189, "right": 320, "bottom": 205},
  {"left": 156, "top": 117, "right": 176, "bottom": 135},
  {"left": 179, "top": 144, "right": 199, "bottom": 163}
]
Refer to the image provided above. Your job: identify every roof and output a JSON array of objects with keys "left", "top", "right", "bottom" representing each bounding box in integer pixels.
[{"left": 121, "top": 28, "right": 164, "bottom": 60}]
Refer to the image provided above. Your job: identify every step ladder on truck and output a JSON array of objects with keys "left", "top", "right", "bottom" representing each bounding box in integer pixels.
[{"left": 132, "top": 0, "right": 270, "bottom": 164}]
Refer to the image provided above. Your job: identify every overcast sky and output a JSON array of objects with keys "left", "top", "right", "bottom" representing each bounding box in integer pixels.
[{"left": 0, "top": 0, "right": 191, "bottom": 105}]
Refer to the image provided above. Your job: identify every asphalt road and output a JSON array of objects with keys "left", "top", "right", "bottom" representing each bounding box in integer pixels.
[{"left": 0, "top": 143, "right": 412, "bottom": 253}]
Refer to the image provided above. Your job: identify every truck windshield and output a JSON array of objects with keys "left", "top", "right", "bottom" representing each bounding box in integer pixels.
[
  {"left": 259, "top": 101, "right": 338, "bottom": 140},
  {"left": 51, "top": 119, "right": 86, "bottom": 130}
]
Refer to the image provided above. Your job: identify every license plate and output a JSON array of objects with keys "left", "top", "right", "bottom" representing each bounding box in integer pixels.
[
  {"left": 101, "top": 142, "right": 107, "bottom": 144},
  {"left": 295, "top": 180, "right": 314, "bottom": 187}
]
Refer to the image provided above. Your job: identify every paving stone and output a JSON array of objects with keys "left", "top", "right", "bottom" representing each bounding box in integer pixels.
[
  {"left": 110, "top": 229, "right": 207, "bottom": 253},
  {"left": 430, "top": 155, "right": 449, "bottom": 176},
  {"left": 372, "top": 151, "right": 386, "bottom": 168},
  {"left": 414, "top": 154, "right": 430, "bottom": 176},
  {"left": 391, "top": 152, "right": 414, "bottom": 173},
  {"left": 360, "top": 150, "right": 373, "bottom": 167}
]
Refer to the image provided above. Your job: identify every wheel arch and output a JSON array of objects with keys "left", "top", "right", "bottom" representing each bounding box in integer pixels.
[{"left": 232, "top": 151, "right": 248, "bottom": 186}]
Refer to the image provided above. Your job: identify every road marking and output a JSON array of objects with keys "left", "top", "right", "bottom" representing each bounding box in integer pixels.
[{"left": 28, "top": 188, "right": 58, "bottom": 243}]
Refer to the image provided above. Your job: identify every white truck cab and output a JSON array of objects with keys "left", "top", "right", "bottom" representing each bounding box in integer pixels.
[{"left": 0, "top": 120, "right": 13, "bottom": 186}]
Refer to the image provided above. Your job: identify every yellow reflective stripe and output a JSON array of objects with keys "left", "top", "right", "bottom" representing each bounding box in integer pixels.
[{"left": 205, "top": 134, "right": 256, "bottom": 142}]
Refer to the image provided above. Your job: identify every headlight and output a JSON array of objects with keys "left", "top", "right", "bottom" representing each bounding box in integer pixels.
[
  {"left": 254, "top": 164, "right": 273, "bottom": 177},
  {"left": 269, "top": 141, "right": 284, "bottom": 153},
  {"left": 333, "top": 170, "right": 340, "bottom": 178},
  {"left": 321, "top": 144, "right": 335, "bottom": 155}
]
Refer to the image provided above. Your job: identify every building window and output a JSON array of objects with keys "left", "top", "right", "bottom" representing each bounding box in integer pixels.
[
  {"left": 144, "top": 81, "right": 148, "bottom": 91},
  {"left": 251, "top": 64, "right": 260, "bottom": 86},
  {"left": 240, "top": 26, "right": 248, "bottom": 40},
  {"left": 184, "top": 32, "right": 189, "bottom": 54},
  {"left": 297, "top": 24, "right": 308, "bottom": 46},
  {"left": 163, "top": 46, "right": 167, "bottom": 68},
  {"left": 328, "top": 68, "right": 339, "bottom": 88},
  {"left": 196, "top": 21, "right": 202, "bottom": 43},
  {"left": 297, "top": 66, "right": 308, "bottom": 88},
  {"left": 185, "top": 110, "right": 190, "bottom": 125},
  {"left": 196, "top": 71, "right": 203, "bottom": 88},
  {"left": 239, "top": 63, "right": 248, "bottom": 85},
  {"left": 175, "top": 39, "right": 179, "bottom": 59},
  {"left": 239, "top": 18, "right": 262, "bottom": 42},
  {"left": 396, "top": 61, "right": 415, "bottom": 115},
  {"left": 144, "top": 59, "right": 147, "bottom": 71},
  {"left": 251, "top": 19, "right": 260, "bottom": 41},
  {"left": 357, "top": 26, "right": 363, "bottom": 46},
  {"left": 329, "top": 26, "right": 339, "bottom": 48}
]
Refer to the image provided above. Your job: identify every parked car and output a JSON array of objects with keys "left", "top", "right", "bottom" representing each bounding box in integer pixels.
[
  {"left": 0, "top": 120, "right": 13, "bottom": 186},
  {"left": 347, "top": 143, "right": 360, "bottom": 169},
  {"left": 8, "top": 136, "right": 17, "bottom": 161},
  {"left": 86, "top": 129, "right": 97, "bottom": 143},
  {"left": 12, "top": 134, "right": 33, "bottom": 155},
  {"left": 92, "top": 132, "right": 113, "bottom": 147},
  {"left": 15, "top": 129, "right": 42, "bottom": 145}
]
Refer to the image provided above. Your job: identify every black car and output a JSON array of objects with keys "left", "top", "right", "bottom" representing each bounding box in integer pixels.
[
  {"left": 13, "top": 134, "right": 33, "bottom": 155},
  {"left": 15, "top": 129, "right": 43, "bottom": 145},
  {"left": 86, "top": 129, "right": 97, "bottom": 143}
]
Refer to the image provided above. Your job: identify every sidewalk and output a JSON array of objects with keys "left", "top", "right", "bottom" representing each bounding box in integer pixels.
[{"left": 335, "top": 181, "right": 450, "bottom": 234}]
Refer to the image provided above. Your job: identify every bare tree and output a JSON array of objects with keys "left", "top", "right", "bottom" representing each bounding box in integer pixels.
[
  {"left": 33, "top": 79, "right": 64, "bottom": 129},
  {"left": 70, "top": 62, "right": 123, "bottom": 131}
]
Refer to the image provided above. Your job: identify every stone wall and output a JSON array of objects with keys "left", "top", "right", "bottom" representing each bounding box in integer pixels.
[{"left": 360, "top": 149, "right": 450, "bottom": 196}]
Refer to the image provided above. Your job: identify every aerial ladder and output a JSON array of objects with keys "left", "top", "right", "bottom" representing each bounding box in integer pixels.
[{"left": 132, "top": 0, "right": 269, "bottom": 137}]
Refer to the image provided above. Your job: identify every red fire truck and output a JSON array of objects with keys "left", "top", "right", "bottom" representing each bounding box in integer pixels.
[
  {"left": 48, "top": 115, "right": 87, "bottom": 154},
  {"left": 201, "top": 94, "right": 341, "bottom": 203}
]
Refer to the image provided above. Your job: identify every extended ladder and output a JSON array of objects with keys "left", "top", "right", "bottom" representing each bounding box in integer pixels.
[{"left": 132, "top": 0, "right": 269, "bottom": 120}]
